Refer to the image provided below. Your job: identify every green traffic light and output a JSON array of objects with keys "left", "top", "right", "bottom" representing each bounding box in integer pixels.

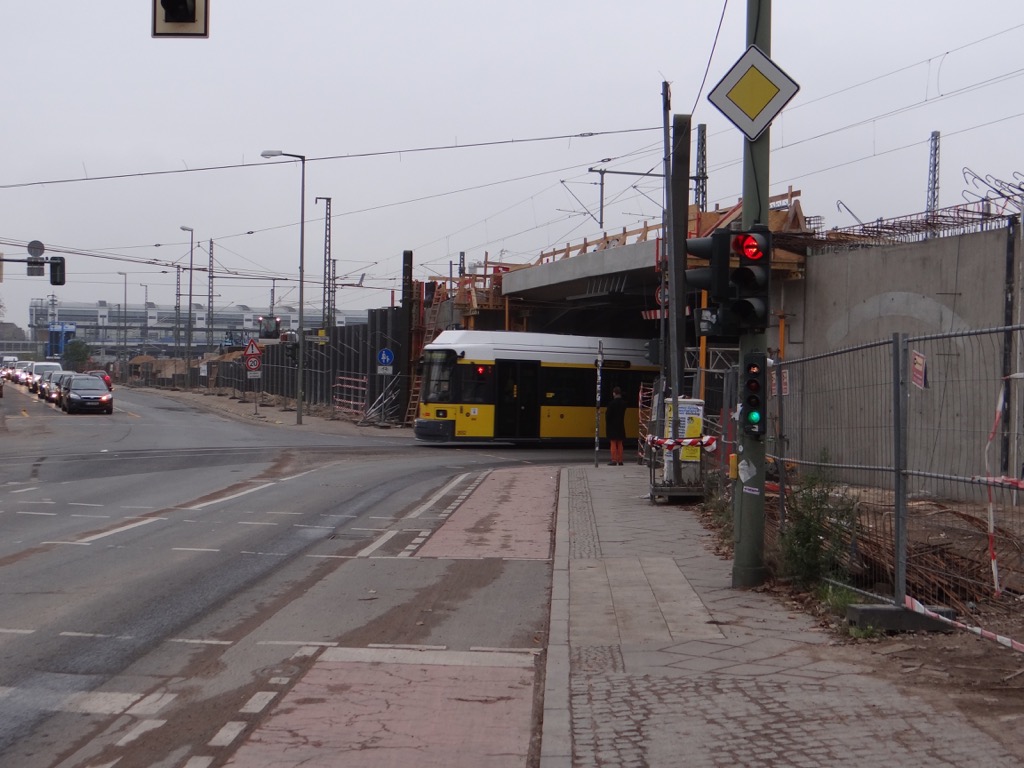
[{"left": 747, "top": 410, "right": 762, "bottom": 424}]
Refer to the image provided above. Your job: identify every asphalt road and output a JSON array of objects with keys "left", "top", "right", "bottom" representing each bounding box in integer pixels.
[{"left": 0, "top": 382, "right": 578, "bottom": 767}]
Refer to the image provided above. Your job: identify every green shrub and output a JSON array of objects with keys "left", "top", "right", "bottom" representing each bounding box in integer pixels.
[{"left": 778, "top": 465, "right": 856, "bottom": 588}]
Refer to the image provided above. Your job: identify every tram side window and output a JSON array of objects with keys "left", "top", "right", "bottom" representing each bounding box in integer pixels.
[
  {"left": 456, "top": 363, "right": 493, "bottom": 403},
  {"left": 541, "top": 367, "right": 595, "bottom": 407},
  {"left": 423, "top": 350, "right": 456, "bottom": 403}
]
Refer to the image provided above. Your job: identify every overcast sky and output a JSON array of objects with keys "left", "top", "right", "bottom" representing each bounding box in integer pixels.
[{"left": 1, "top": 1, "right": 1021, "bottom": 330}]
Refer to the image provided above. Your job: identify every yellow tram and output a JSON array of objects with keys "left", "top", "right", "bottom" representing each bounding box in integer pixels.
[{"left": 413, "top": 330, "right": 659, "bottom": 444}]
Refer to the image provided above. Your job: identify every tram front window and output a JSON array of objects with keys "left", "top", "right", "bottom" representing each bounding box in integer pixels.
[{"left": 422, "top": 349, "right": 455, "bottom": 403}]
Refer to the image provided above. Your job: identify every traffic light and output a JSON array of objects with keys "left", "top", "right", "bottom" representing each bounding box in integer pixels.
[
  {"left": 161, "top": 0, "right": 196, "bottom": 23},
  {"left": 741, "top": 352, "right": 767, "bottom": 438},
  {"left": 683, "top": 230, "right": 731, "bottom": 301},
  {"left": 49, "top": 257, "right": 65, "bottom": 286},
  {"left": 728, "top": 227, "right": 772, "bottom": 331}
]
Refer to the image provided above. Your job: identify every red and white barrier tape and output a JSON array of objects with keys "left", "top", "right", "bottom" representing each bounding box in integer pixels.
[
  {"left": 645, "top": 435, "right": 718, "bottom": 453},
  {"left": 904, "top": 596, "right": 1024, "bottom": 654}
]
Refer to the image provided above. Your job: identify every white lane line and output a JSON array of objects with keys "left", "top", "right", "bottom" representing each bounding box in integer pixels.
[
  {"left": 183, "top": 758, "right": 215, "bottom": 768},
  {"left": 351, "top": 527, "right": 388, "bottom": 532},
  {"left": 239, "top": 691, "right": 277, "bottom": 714},
  {"left": 17, "top": 511, "right": 57, "bottom": 516},
  {"left": 237, "top": 521, "right": 277, "bottom": 526},
  {"left": 208, "top": 721, "right": 247, "bottom": 747},
  {"left": 63, "top": 691, "right": 143, "bottom": 714},
  {"left": 294, "top": 524, "right": 333, "bottom": 530},
  {"left": 368, "top": 643, "right": 448, "bottom": 651},
  {"left": 69, "top": 502, "right": 104, "bottom": 507},
  {"left": 357, "top": 529, "right": 399, "bottom": 557},
  {"left": 0, "top": 628, "right": 34, "bottom": 635},
  {"left": 405, "top": 472, "right": 470, "bottom": 519},
  {"left": 23, "top": 501, "right": 56, "bottom": 505},
  {"left": 306, "top": 555, "right": 353, "bottom": 560},
  {"left": 240, "top": 550, "right": 286, "bottom": 556},
  {"left": 268, "top": 677, "right": 290, "bottom": 685},
  {"left": 80, "top": 518, "right": 163, "bottom": 543},
  {"left": 127, "top": 692, "right": 178, "bottom": 716},
  {"left": 71, "top": 514, "right": 111, "bottom": 519},
  {"left": 168, "top": 638, "right": 232, "bottom": 646},
  {"left": 267, "top": 511, "right": 302, "bottom": 516},
  {"left": 120, "top": 506, "right": 154, "bottom": 510},
  {"left": 10, "top": 487, "right": 39, "bottom": 494},
  {"left": 172, "top": 547, "right": 221, "bottom": 552},
  {"left": 115, "top": 719, "right": 166, "bottom": 746},
  {"left": 257, "top": 640, "right": 339, "bottom": 647},
  {"left": 42, "top": 541, "right": 90, "bottom": 546},
  {"left": 190, "top": 483, "right": 274, "bottom": 510}
]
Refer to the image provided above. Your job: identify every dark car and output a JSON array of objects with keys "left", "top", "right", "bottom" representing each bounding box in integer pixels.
[
  {"left": 61, "top": 375, "right": 114, "bottom": 414},
  {"left": 84, "top": 370, "right": 113, "bottom": 391},
  {"left": 48, "top": 371, "right": 76, "bottom": 406}
]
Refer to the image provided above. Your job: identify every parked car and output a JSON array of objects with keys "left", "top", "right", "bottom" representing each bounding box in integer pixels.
[
  {"left": 61, "top": 375, "right": 114, "bottom": 414},
  {"left": 84, "top": 370, "right": 113, "bottom": 391},
  {"left": 26, "top": 362, "right": 62, "bottom": 393},
  {"left": 37, "top": 369, "right": 67, "bottom": 399}
]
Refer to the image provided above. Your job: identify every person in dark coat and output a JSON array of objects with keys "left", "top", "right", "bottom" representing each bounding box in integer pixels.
[{"left": 605, "top": 386, "right": 628, "bottom": 465}]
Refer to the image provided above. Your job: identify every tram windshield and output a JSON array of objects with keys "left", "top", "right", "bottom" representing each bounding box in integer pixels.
[{"left": 422, "top": 349, "right": 456, "bottom": 403}]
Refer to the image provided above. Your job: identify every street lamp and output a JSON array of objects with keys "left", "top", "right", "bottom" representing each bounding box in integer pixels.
[
  {"left": 117, "top": 271, "right": 127, "bottom": 380},
  {"left": 139, "top": 283, "right": 150, "bottom": 357},
  {"left": 261, "top": 149, "right": 306, "bottom": 425},
  {"left": 181, "top": 225, "right": 194, "bottom": 388}
]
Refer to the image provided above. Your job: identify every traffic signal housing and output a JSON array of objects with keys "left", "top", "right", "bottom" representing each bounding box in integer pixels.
[
  {"left": 741, "top": 352, "right": 767, "bottom": 438},
  {"left": 49, "top": 257, "right": 66, "bottom": 286},
  {"left": 728, "top": 227, "right": 772, "bottom": 332}
]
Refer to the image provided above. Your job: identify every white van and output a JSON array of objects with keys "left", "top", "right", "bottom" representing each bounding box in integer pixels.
[{"left": 26, "top": 361, "right": 63, "bottom": 394}]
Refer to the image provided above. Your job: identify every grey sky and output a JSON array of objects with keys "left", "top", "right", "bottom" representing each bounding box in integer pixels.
[{"left": 2, "top": 1, "right": 1021, "bottom": 330}]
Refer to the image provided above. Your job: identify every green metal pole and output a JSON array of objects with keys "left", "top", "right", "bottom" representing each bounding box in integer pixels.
[{"left": 733, "top": 0, "right": 771, "bottom": 588}]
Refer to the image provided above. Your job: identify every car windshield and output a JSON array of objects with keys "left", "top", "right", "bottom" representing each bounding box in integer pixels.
[{"left": 71, "top": 377, "right": 107, "bottom": 391}]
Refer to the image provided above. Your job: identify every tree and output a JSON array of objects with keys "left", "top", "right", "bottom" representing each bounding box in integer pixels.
[{"left": 62, "top": 340, "right": 91, "bottom": 371}]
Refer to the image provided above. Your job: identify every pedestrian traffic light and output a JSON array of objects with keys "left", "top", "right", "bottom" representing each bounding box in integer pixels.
[
  {"left": 741, "top": 352, "right": 767, "bottom": 438},
  {"left": 49, "top": 257, "right": 65, "bottom": 286},
  {"left": 160, "top": 0, "right": 195, "bottom": 23},
  {"left": 728, "top": 227, "right": 772, "bottom": 332}
]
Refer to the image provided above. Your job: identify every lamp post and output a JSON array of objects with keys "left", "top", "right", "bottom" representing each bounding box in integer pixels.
[
  {"left": 139, "top": 283, "right": 150, "bottom": 357},
  {"left": 117, "top": 271, "right": 128, "bottom": 381},
  {"left": 261, "top": 149, "right": 306, "bottom": 425},
  {"left": 181, "top": 225, "right": 194, "bottom": 388}
]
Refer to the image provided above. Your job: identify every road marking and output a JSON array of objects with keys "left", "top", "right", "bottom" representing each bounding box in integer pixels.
[
  {"left": 0, "top": 628, "right": 34, "bottom": 635},
  {"left": 405, "top": 472, "right": 469, "bottom": 519},
  {"left": 306, "top": 554, "right": 353, "bottom": 560},
  {"left": 168, "top": 638, "right": 232, "bottom": 646},
  {"left": 191, "top": 483, "right": 274, "bottom": 510},
  {"left": 115, "top": 719, "right": 166, "bottom": 746},
  {"left": 17, "top": 511, "right": 57, "bottom": 516},
  {"left": 368, "top": 643, "right": 447, "bottom": 651},
  {"left": 69, "top": 502, "right": 104, "bottom": 507},
  {"left": 172, "top": 547, "right": 221, "bottom": 552},
  {"left": 294, "top": 524, "right": 333, "bottom": 530},
  {"left": 321, "top": 647, "right": 536, "bottom": 668},
  {"left": 257, "top": 640, "right": 338, "bottom": 647},
  {"left": 80, "top": 518, "right": 163, "bottom": 543},
  {"left": 127, "top": 692, "right": 178, "bottom": 715},
  {"left": 42, "top": 541, "right": 90, "bottom": 546},
  {"left": 268, "top": 677, "right": 290, "bottom": 685},
  {"left": 267, "top": 511, "right": 302, "bottom": 516},
  {"left": 10, "top": 487, "right": 39, "bottom": 494},
  {"left": 238, "top": 521, "right": 277, "bottom": 526},
  {"left": 63, "top": 691, "right": 144, "bottom": 714},
  {"left": 71, "top": 514, "right": 111, "bottom": 519},
  {"left": 183, "top": 758, "right": 214, "bottom": 768},
  {"left": 208, "top": 721, "right": 247, "bottom": 747},
  {"left": 357, "top": 529, "right": 399, "bottom": 557},
  {"left": 239, "top": 691, "right": 277, "bottom": 714}
]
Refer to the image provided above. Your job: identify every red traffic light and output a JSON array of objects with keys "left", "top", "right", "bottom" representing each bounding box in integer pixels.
[{"left": 734, "top": 233, "right": 765, "bottom": 261}]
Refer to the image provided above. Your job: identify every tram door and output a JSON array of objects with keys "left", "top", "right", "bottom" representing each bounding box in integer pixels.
[{"left": 495, "top": 360, "right": 540, "bottom": 439}]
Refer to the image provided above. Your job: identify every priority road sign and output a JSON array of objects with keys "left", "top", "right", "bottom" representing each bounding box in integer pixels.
[{"left": 708, "top": 45, "right": 799, "bottom": 141}]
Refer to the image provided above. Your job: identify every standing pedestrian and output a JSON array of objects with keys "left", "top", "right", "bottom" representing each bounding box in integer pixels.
[{"left": 605, "top": 386, "right": 628, "bottom": 466}]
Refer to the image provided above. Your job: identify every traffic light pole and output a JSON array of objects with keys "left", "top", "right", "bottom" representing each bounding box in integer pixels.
[{"left": 732, "top": 0, "right": 772, "bottom": 588}]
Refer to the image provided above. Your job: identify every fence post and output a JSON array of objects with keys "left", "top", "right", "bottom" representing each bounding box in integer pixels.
[
  {"left": 775, "top": 359, "right": 787, "bottom": 530},
  {"left": 893, "top": 333, "right": 909, "bottom": 606}
]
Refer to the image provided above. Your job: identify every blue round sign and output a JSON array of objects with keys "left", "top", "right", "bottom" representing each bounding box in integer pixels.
[{"left": 377, "top": 348, "right": 394, "bottom": 366}]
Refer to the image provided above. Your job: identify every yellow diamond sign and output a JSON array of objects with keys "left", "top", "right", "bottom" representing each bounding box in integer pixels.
[{"left": 708, "top": 45, "right": 799, "bottom": 141}]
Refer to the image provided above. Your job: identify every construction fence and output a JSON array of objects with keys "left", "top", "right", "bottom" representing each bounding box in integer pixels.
[{"left": 728, "top": 325, "right": 1024, "bottom": 642}]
